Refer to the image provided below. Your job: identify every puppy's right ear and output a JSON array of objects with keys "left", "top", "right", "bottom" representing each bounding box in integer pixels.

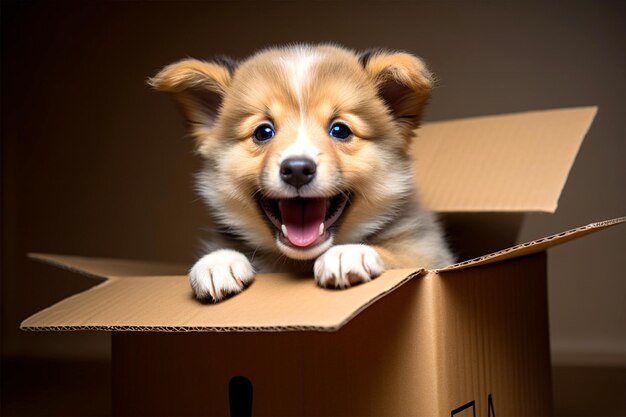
[{"left": 148, "top": 58, "right": 236, "bottom": 126}]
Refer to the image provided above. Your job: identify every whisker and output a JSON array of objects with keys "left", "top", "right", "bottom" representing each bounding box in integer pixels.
[{"left": 250, "top": 247, "right": 259, "bottom": 263}]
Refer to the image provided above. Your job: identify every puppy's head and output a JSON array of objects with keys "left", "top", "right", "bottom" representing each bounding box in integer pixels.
[{"left": 151, "top": 45, "right": 432, "bottom": 260}]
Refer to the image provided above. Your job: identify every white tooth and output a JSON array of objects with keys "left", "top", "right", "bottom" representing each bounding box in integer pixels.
[
  {"left": 281, "top": 224, "right": 288, "bottom": 237},
  {"left": 319, "top": 222, "right": 325, "bottom": 236}
]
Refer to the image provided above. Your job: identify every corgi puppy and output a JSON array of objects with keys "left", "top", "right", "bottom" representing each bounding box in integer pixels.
[{"left": 150, "top": 44, "right": 454, "bottom": 302}]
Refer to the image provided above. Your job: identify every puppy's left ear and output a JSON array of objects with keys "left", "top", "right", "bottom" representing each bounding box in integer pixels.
[
  {"left": 360, "top": 49, "right": 433, "bottom": 135},
  {"left": 148, "top": 57, "right": 237, "bottom": 127}
]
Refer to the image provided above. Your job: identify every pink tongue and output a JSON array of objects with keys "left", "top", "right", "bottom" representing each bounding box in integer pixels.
[{"left": 280, "top": 198, "right": 326, "bottom": 247}]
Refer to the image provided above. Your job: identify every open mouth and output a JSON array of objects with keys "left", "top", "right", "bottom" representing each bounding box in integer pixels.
[{"left": 259, "top": 193, "right": 351, "bottom": 249}]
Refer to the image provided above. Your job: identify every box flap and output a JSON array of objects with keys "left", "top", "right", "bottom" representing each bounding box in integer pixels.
[
  {"left": 413, "top": 107, "right": 597, "bottom": 212},
  {"left": 439, "top": 217, "right": 624, "bottom": 272},
  {"left": 28, "top": 253, "right": 189, "bottom": 278},
  {"left": 21, "top": 267, "right": 423, "bottom": 332}
]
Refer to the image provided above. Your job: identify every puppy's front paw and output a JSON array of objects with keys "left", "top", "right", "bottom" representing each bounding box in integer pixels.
[
  {"left": 189, "top": 249, "right": 255, "bottom": 302},
  {"left": 314, "top": 244, "right": 384, "bottom": 289}
]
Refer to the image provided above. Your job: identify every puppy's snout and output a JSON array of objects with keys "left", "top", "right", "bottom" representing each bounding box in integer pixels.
[{"left": 280, "top": 157, "right": 317, "bottom": 188}]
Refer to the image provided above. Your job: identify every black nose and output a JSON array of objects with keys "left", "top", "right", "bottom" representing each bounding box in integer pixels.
[{"left": 280, "top": 157, "right": 317, "bottom": 188}]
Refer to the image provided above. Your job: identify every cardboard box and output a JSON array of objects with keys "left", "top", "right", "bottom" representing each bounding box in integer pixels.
[{"left": 21, "top": 107, "right": 624, "bottom": 416}]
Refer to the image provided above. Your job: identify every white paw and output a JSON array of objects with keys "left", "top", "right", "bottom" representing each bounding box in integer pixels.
[
  {"left": 314, "top": 244, "right": 385, "bottom": 289},
  {"left": 189, "top": 249, "right": 255, "bottom": 302}
]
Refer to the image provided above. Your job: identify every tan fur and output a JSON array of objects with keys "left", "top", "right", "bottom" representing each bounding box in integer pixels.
[{"left": 151, "top": 44, "right": 454, "bottom": 301}]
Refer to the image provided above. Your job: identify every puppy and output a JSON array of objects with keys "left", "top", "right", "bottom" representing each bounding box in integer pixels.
[{"left": 150, "top": 44, "right": 454, "bottom": 302}]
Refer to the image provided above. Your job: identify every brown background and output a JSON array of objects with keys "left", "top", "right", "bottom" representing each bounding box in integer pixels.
[{"left": 1, "top": 1, "right": 624, "bottom": 415}]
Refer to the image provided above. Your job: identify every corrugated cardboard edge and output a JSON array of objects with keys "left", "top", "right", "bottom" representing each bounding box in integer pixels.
[
  {"left": 20, "top": 269, "right": 427, "bottom": 333},
  {"left": 437, "top": 217, "right": 625, "bottom": 272},
  {"left": 20, "top": 277, "right": 121, "bottom": 329}
]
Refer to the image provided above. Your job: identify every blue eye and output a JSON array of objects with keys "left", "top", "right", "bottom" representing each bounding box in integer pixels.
[
  {"left": 329, "top": 122, "right": 352, "bottom": 141},
  {"left": 253, "top": 124, "right": 275, "bottom": 143}
]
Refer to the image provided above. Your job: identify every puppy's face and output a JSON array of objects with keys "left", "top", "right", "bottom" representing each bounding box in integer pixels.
[{"left": 151, "top": 45, "right": 432, "bottom": 260}]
